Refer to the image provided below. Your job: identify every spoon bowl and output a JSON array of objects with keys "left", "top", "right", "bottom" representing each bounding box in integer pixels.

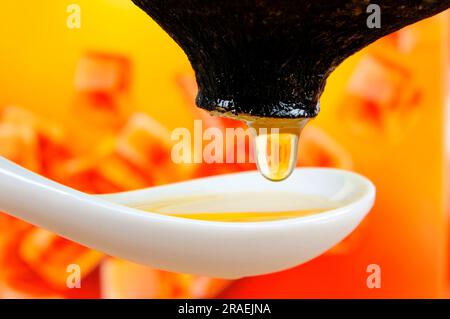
[{"left": 0, "top": 157, "right": 375, "bottom": 278}]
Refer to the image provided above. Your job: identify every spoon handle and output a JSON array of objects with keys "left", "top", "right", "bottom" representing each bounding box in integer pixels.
[
  {"left": 0, "top": 156, "right": 84, "bottom": 211},
  {"left": 0, "top": 156, "right": 76, "bottom": 195},
  {"left": 0, "top": 156, "right": 164, "bottom": 262},
  {"left": 0, "top": 157, "right": 122, "bottom": 246}
]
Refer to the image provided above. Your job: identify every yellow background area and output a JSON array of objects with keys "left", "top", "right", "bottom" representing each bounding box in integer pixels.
[{"left": 0, "top": 0, "right": 193, "bottom": 129}]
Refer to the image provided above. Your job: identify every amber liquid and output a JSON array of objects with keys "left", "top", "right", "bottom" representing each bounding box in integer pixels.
[
  {"left": 230, "top": 116, "right": 309, "bottom": 182},
  {"left": 133, "top": 192, "right": 337, "bottom": 222}
]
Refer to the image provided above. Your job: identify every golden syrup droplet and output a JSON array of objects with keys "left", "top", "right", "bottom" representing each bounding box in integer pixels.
[
  {"left": 249, "top": 119, "right": 308, "bottom": 182},
  {"left": 253, "top": 129, "right": 299, "bottom": 181}
]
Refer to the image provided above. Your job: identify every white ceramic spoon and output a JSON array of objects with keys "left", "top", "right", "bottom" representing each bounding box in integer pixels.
[{"left": 0, "top": 157, "right": 375, "bottom": 278}]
